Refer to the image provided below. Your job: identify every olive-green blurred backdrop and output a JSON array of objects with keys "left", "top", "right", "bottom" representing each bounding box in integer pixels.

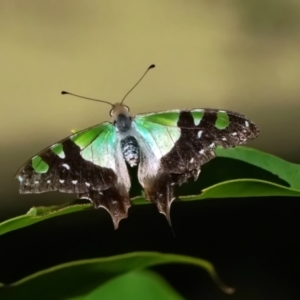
[{"left": 1, "top": 1, "right": 300, "bottom": 216}]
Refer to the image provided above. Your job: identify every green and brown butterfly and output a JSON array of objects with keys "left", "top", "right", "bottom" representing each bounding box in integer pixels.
[{"left": 15, "top": 65, "right": 259, "bottom": 229}]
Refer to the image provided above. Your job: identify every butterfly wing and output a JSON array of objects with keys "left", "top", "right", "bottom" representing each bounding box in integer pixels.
[
  {"left": 133, "top": 109, "right": 259, "bottom": 222},
  {"left": 16, "top": 122, "right": 131, "bottom": 229}
]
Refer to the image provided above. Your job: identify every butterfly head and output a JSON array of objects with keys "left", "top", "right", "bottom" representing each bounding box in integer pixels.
[
  {"left": 61, "top": 64, "right": 155, "bottom": 134},
  {"left": 109, "top": 64, "right": 155, "bottom": 133},
  {"left": 110, "top": 103, "right": 132, "bottom": 133}
]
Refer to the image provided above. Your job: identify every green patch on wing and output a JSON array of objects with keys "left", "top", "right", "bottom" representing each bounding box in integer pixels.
[
  {"left": 137, "top": 111, "right": 180, "bottom": 126},
  {"left": 134, "top": 116, "right": 180, "bottom": 158},
  {"left": 32, "top": 156, "right": 49, "bottom": 173},
  {"left": 191, "top": 109, "right": 204, "bottom": 126},
  {"left": 69, "top": 122, "right": 117, "bottom": 168},
  {"left": 50, "top": 143, "right": 65, "bottom": 158},
  {"left": 71, "top": 122, "right": 113, "bottom": 150},
  {"left": 80, "top": 125, "right": 116, "bottom": 168},
  {"left": 215, "top": 111, "right": 229, "bottom": 129}
]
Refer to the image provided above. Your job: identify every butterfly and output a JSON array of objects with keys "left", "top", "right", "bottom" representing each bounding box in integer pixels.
[{"left": 15, "top": 65, "right": 259, "bottom": 229}]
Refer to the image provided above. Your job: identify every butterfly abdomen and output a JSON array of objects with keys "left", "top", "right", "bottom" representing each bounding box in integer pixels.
[{"left": 120, "top": 136, "right": 139, "bottom": 167}]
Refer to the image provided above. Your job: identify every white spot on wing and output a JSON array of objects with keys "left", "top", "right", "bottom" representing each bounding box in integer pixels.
[
  {"left": 62, "top": 163, "right": 70, "bottom": 170},
  {"left": 34, "top": 180, "right": 39, "bottom": 184},
  {"left": 59, "top": 152, "right": 65, "bottom": 159},
  {"left": 222, "top": 137, "right": 227, "bottom": 141},
  {"left": 193, "top": 169, "right": 200, "bottom": 179},
  {"left": 72, "top": 180, "right": 78, "bottom": 184},
  {"left": 190, "top": 158, "right": 194, "bottom": 163},
  {"left": 197, "top": 130, "right": 203, "bottom": 138},
  {"left": 232, "top": 132, "right": 237, "bottom": 136},
  {"left": 245, "top": 121, "right": 249, "bottom": 127},
  {"left": 85, "top": 182, "right": 91, "bottom": 187},
  {"left": 209, "top": 142, "right": 215, "bottom": 148},
  {"left": 59, "top": 179, "right": 65, "bottom": 183},
  {"left": 47, "top": 180, "right": 51, "bottom": 184},
  {"left": 17, "top": 176, "right": 23, "bottom": 183},
  {"left": 199, "top": 149, "right": 204, "bottom": 154}
]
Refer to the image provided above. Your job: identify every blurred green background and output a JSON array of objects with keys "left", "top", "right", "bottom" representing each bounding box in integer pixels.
[{"left": 1, "top": 1, "right": 300, "bottom": 299}]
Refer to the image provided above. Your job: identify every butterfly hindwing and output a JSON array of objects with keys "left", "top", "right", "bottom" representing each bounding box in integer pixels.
[
  {"left": 133, "top": 109, "right": 259, "bottom": 221},
  {"left": 16, "top": 122, "right": 131, "bottom": 228}
]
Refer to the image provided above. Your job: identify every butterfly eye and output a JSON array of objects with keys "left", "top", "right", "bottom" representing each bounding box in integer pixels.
[{"left": 124, "top": 105, "right": 130, "bottom": 112}]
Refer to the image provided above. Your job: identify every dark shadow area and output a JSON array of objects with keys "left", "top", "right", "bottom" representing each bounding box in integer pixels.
[
  {"left": 0, "top": 195, "right": 299, "bottom": 299},
  {"left": 127, "top": 156, "right": 290, "bottom": 198}
]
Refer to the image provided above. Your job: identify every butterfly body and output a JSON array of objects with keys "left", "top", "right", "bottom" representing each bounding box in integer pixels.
[{"left": 16, "top": 102, "right": 259, "bottom": 229}]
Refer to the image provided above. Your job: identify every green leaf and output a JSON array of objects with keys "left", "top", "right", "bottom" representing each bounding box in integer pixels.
[
  {"left": 2, "top": 146, "right": 300, "bottom": 236},
  {"left": 0, "top": 252, "right": 234, "bottom": 299},
  {"left": 216, "top": 146, "right": 300, "bottom": 189},
  {"left": 184, "top": 179, "right": 300, "bottom": 200},
  {"left": 0, "top": 203, "right": 92, "bottom": 236},
  {"left": 69, "top": 270, "right": 184, "bottom": 300}
]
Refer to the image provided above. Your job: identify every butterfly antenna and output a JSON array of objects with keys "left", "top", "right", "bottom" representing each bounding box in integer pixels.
[
  {"left": 120, "top": 64, "right": 155, "bottom": 105},
  {"left": 61, "top": 91, "right": 114, "bottom": 107}
]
